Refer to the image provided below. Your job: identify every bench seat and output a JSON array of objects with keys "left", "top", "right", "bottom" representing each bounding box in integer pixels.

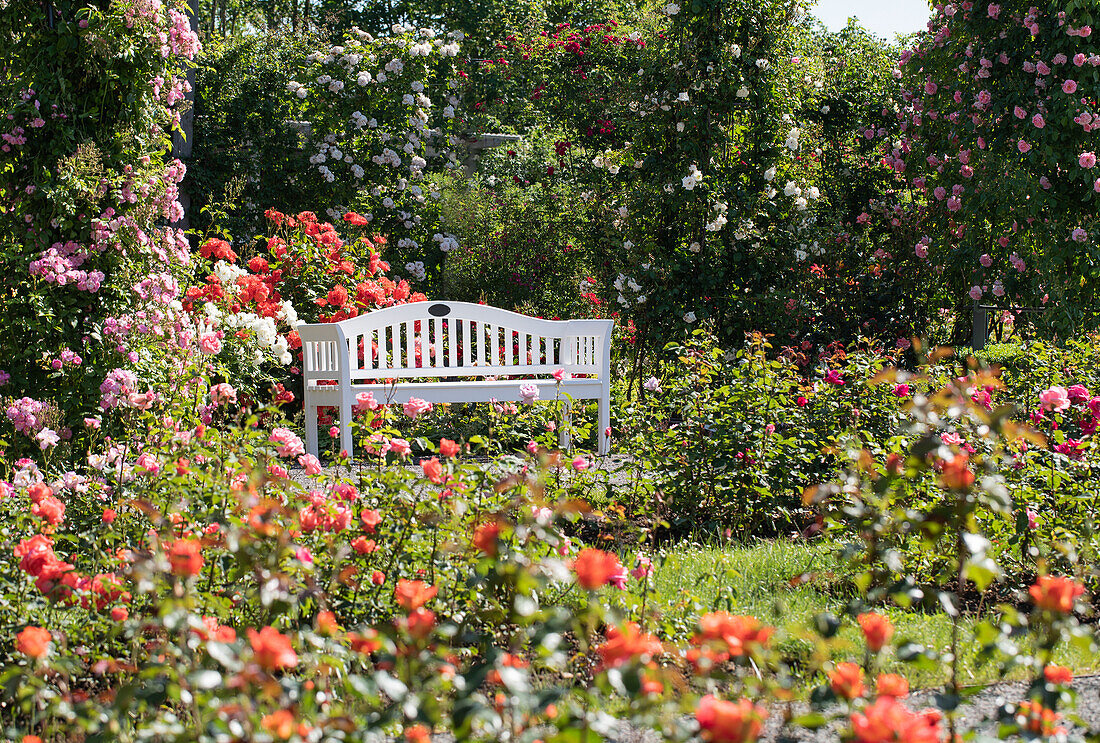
[{"left": 297, "top": 301, "right": 614, "bottom": 459}]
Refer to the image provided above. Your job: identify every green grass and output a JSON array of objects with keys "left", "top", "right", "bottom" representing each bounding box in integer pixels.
[{"left": 600, "top": 539, "right": 1097, "bottom": 691}]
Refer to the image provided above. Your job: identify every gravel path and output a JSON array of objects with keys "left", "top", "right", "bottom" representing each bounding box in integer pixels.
[{"left": 607, "top": 675, "right": 1100, "bottom": 742}]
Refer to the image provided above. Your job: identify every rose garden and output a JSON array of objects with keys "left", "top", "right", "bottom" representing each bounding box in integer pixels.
[{"left": 1, "top": 0, "right": 1100, "bottom": 740}]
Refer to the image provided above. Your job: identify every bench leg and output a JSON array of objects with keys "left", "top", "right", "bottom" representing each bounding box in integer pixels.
[
  {"left": 340, "top": 398, "right": 354, "bottom": 461},
  {"left": 598, "top": 393, "right": 610, "bottom": 456},
  {"left": 558, "top": 398, "right": 572, "bottom": 452},
  {"left": 304, "top": 397, "right": 319, "bottom": 458}
]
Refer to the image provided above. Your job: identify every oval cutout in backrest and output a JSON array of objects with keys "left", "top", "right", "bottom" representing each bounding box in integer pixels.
[{"left": 428, "top": 303, "right": 451, "bottom": 317}]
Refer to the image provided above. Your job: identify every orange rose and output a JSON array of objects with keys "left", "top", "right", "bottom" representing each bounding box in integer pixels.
[
  {"left": 262, "top": 709, "right": 297, "bottom": 739},
  {"left": 167, "top": 538, "right": 204, "bottom": 577},
  {"left": 422, "top": 457, "right": 443, "bottom": 484},
  {"left": 697, "top": 612, "right": 774, "bottom": 656},
  {"left": 858, "top": 612, "right": 894, "bottom": 652},
  {"left": 829, "top": 662, "right": 865, "bottom": 700},
  {"left": 248, "top": 626, "right": 298, "bottom": 671},
  {"left": 439, "top": 438, "right": 460, "bottom": 457},
  {"left": 406, "top": 608, "right": 435, "bottom": 639},
  {"left": 472, "top": 521, "right": 502, "bottom": 556},
  {"left": 938, "top": 452, "right": 974, "bottom": 491},
  {"left": 851, "top": 696, "right": 941, "bottom": 743},
  {"left": 16, "top": 626, "right": 51, "bottom": 659},
  {"left": 876, "top": 673, "right": 909, "bottom": 698},
  {"left": 596, "top": 622, "right": 663, "bottom": 669},
  {"left": 572, "top": 548, "right": 623, "bottom": 590},
  {"left": 394, "top": 579, "right": 437, "bottom": 611},
  {"left": 1043, "top": 665, "right": 1073, "bottom": 685},
  {"left": 696, "top": 695, "right": 767, "bottom": 743},
  {"left": 1029, "top": 575, "right": 1084, "bottom": 613},
  {"left": 404, "top": 724, "right": 431, "bottom": 743}
]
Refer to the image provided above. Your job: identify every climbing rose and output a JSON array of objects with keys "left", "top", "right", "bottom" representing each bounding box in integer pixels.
[
  {"left": 1080, "top": 152, "right": 1097, "bottom": 169},
  {"left": 403, "top": 398, "right": 433, "bottom": 418}
]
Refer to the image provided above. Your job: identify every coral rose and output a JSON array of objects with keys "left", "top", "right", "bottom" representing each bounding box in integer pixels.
[
  {"left": 572, "top": 548, "right": 624, "bottom": 590},
  {"left": 16, "top": 626, "right": 51, "bottom": 658},
  {"left": 829, "top": 662, "right": 866, "bottom": 699},
  {"left": 1029, "top": 575, "right": 1084, "bottom": 613},
  {"left": 596, "top": 622, "right": 664, "bottom": 668},
  {"left": 1043, "top": 665, "right": 1073, "bottom": 684},
  {"left": 858, "top": 612, "right": 894, "bottom": 652},
  {"left": 168, "top": 538, "right": 204, "bottom": 577},
  {"left": 696, "top": 695, "right": 767, "bottom": 743},
  {"left": 248, "top": 626, "right": 298, "bottom": 671},
  {"left": 394, "top": 579, "right": 437, "bottom": 611},
  {"left": 697, "top": 612, "right": 774, "bottom": 655},
  {"left": 876, "top": 673, "right": 909, "bottom": 698},
  {"left": 851, "top": 696, "right": 941, "bottom": 743}
]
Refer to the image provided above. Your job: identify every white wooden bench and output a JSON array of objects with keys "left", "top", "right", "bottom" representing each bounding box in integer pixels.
[{"left": 297, "top": 301, "right": 614, "bottom": 458}]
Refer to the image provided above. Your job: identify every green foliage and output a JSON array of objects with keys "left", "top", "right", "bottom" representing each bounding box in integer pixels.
[
  {"left": 439, "top": 175, "right": 600, "bottom": 317},
  {"left": 190, "top": 31, "right": 324, "bottom": 241}
]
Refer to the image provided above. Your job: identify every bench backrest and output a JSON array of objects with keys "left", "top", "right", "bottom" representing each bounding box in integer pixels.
[{"left": 298, "top": 301, "right": 614, "bottom": 384}]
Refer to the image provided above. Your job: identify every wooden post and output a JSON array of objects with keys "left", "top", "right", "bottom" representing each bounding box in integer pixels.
[{"left": 971, "top": 301, "right": 989, "bottom": 351}]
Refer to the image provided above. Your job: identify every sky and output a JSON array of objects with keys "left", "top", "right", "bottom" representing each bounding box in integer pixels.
[{"left": 810, "top": 0, "right": 932, "bottom": 39}]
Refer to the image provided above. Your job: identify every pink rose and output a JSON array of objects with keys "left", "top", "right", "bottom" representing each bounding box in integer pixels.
[
  {"left": 1039, "top": 386, "right": 1070, "bottom": 412},
  {"left": 210, "top": 382, "right": 236, "bottom": 405},
  {"left": 1062, "top": 79, "right": 1078, "bottom": 94},
  {"left": 986, "top": 3, "right": 999, "bottom": 17},
  {"left": 1079, "top": 152, "right": 1097, "bottom": 169},
  {"left": 297, "top": 453, "right": 322, "bottom": 475},
  {"left": 1032, "top": 113, "right": 1045, "bottom": 128},
  {"left": 1017, "top": 139, "right": 1031, "bottom": 153},
  {"left": 198, "top": 333, "right": 221, "bottom": 355},
  {"left": 630, "top": 556, "right": 653, "bottom": 580},
  {"left": 1071, "top": 228, "right": 1087, "bottom": 242},
  {"left": 135, "top": 452, "right": 160, "bottom": 474},
  {"left": 1014, "top": 106, "right": 1027, "bottom": 119},
  {"left": 969, "top": 286, "right": 983, "bottom": 300},
  {"left": 572, "top": 456, "right": 589, "bottom": 472},
  {"left": 354, "top": 391, "right": 378, "bottom": 413},
  {"left": 403, "top": 397, "right": 433, "bottom": 417}
]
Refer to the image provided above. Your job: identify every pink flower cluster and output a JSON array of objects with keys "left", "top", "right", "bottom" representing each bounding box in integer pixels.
[
  {"left": 29, "top": 242, "right": 105, "bottom": 292},
  {"left": 6, "top": 397, "right": 49, "bottom": 436},
  {"left": 269, "top": 428, "right": 305, "bottom": 458},
  {"left": 99, "top": 368, "right": 139, "bottom": 410}
]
